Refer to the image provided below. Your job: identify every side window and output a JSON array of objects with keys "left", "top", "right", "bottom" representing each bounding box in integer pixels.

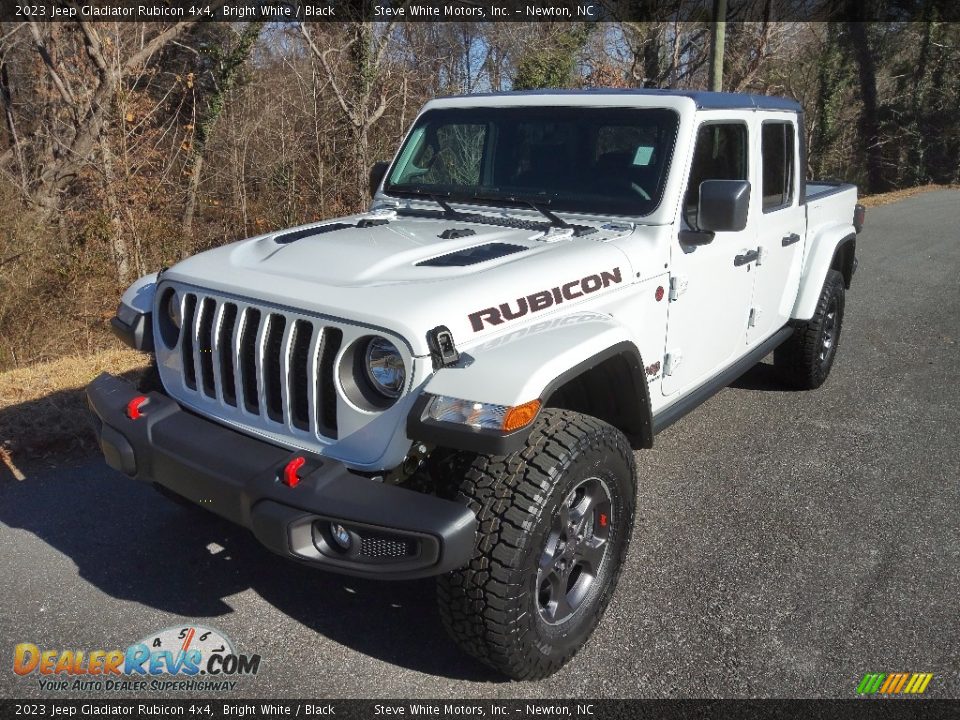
[
  {"left": 761, "top": 122, "right": 795, "bottom": 212},
  {"left": 684, "top": 123, "right": 748, "bottom": 227}
]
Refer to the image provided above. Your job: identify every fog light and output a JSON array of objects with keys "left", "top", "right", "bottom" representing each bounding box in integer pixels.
[{"left": 330, "top": 523, "right": 352, "bottom": 551}]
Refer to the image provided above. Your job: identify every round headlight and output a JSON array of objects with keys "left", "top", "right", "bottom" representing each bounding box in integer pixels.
[
  {"left": 364, "top": 337, "right": 405, "bottom": 398},
  {"left": 167, "top": 290, "right": 182, "bottom": 330}
]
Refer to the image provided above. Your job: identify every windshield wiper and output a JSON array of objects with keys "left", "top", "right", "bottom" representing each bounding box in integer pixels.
[
  {"left": 465, "top": 192, "right": 599, "bottom": 237},
  {"left": 385, "top": 187, "right": 464, "bottom": 220},
  {"left": 388, "top": 187, "right": 596, "bottom": 236},
  {"left": 521, "top": 199, "right": 572, "bottom": 230}
]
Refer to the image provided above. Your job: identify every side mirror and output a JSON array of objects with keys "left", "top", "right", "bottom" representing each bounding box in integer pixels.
[
  {"left": 697, "top": 179, "right": 751, "bottom": 233},
  {"left": 369, "top": 161, "right": 389, "bottom": 198}
]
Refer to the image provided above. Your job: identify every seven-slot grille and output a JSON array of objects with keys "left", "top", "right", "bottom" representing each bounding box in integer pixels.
[{"left": 177, "top": 291, "right": 343, "bottom": 439}]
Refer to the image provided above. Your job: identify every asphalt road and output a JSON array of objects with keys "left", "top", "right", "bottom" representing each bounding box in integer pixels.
[{"left": 2, "top": 190, "right": 958, "bottom": 700}]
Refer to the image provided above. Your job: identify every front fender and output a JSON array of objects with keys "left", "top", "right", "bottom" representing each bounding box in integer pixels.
[
  {"left": 425, "top": 312, "right": 635, "bottom": 407},
  {"left": 407, "top": 312, "right": 649, "bottom": 455},
  {"left": 112, "top": 272, "right": 159, "bottom": 351},
  {"left": 791, "top": 224, "right": 855, "bottom": 321}
]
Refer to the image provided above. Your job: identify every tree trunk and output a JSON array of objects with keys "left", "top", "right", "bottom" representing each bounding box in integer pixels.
[
  {"left": 182, "top": 22, "right": 262, "bottom": 236},
  {"left": 709, "top": 0, "right": 727, "bottom": 92},
  {"left": 99, "top": 132, "right": 131, "bottom": 286},
  {"left": 847, "top": 21, "right": 884, "bottom": 193}
]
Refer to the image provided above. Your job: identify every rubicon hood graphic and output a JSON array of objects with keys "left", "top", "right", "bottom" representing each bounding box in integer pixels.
[{"left": 468, "top": 267, "right": 624, "bottom": 331}]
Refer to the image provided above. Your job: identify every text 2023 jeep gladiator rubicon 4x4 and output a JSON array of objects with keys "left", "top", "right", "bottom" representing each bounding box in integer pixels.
[{"left": 88, "top": 89, "right": 865, "bottom": 679}]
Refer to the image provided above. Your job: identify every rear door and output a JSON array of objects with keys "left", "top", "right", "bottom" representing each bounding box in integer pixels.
[
  {"left": 746, "top": 116, "right": 805, "bottom": 344},
  {"left": 661, "top": 117, "right": 757, "bottom": 396}
]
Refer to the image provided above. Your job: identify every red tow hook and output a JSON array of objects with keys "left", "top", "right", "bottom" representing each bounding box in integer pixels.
[
  {"left": 126, "top": 395, "right": 148, "bottom": 420},
  {"left": 283, "top": 456, "right": 306, "bottom": 488}
]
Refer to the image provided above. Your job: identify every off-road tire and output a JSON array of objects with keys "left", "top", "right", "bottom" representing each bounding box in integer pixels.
[
  {"left": 436, "top": 409, "right": 637, "bottom": 680},
  {"left": 775, "top": 269, "right": 845, "bottom": 390}
]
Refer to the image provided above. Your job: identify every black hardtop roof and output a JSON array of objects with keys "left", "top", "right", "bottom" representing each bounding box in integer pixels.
[{"left": 439, "top": 88, "right": 802, "bottom": 112}]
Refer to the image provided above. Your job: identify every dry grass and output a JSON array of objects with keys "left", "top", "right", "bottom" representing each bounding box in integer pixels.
[
  {"left": 0, "top": 348, "right": 149, "bottom": 467},
  {"left": 859, "top": 183, "right": 960, "bottom": 207}
]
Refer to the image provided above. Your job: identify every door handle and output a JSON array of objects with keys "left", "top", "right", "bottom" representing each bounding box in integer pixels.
[
  {"left": 734, "top": 249, "right": 759, "bottom": 267},
  {"left": 782, "top": 233, "right": 801, "bottom": 247}
]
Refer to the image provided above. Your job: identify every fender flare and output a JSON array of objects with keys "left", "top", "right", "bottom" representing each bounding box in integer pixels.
[
  {"left": 406, "top": 313, "right": 653, "bottom": 455},
  {"left": 791, "top": 225, "right": 855, "bottom": 322},
  {"left": 112, "top": 272, "right": 159, "bottom": 351}
]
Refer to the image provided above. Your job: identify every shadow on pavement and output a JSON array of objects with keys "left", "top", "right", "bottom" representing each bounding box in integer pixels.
[
  {"left": 0, "top": 449, "right": 501, "bottom": 683},
  {"left": 728, "top": 360, "right": 802, "bottom": 392}
]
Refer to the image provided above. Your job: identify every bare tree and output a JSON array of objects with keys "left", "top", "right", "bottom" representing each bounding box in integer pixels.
[
  {"left": 24, "top": 21, "right": 198, "bottom": 215},
  {"left": 300, "top": 15, "right": 398, "bottom": 205}
]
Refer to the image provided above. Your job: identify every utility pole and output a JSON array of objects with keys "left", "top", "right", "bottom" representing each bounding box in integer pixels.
[{"left": 709, "top": 0, "right": 727, "bottom": 91}]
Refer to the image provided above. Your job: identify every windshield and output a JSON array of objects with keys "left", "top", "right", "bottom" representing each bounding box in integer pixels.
[{"left": 384, "top": 106, "right": 680, "bottom": 217}]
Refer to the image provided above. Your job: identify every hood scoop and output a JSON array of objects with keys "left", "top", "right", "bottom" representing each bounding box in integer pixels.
[
  {"left": 417, "top": 242, "right": 527, "bottom": 268},
  {"left": 438, "top": 227, "right": 476, "bottom": 240},
  {"left": 273, "top": 223, "right": 352, "bottom": 244},
  {"left": 273, "top": 217, "right": 390, "bottom": 244}
]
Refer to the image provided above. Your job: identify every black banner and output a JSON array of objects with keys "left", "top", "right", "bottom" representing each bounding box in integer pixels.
[
  {"left": 2, "top": 699, "right": 960, "bottom": 719},
  {"left": 3, "top": 0, "right": 958, "bottom": 23}
]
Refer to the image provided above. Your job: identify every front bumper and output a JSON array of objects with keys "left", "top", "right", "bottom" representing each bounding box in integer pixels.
[{"left": 86, "top": 373, "right": 476, "bottom": 579}]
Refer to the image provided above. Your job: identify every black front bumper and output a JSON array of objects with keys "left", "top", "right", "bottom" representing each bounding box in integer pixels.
[{"left": 86, "top": 374, "right": 476, "bottom": 579}]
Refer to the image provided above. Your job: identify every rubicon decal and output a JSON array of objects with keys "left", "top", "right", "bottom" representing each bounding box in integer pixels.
[
  {"left": 468, "top": 267, "right": 623, "bottom": 332},
  {"left": 13, "top": 625, "right": 261, "bottom": 693}
]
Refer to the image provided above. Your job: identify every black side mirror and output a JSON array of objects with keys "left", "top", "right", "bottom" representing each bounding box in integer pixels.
[
  {"left": 698, "top": 179, "right": 751, "bottom": 233},
  {"left": 369, "top": 161, "right": 389, "bottom": 198}
]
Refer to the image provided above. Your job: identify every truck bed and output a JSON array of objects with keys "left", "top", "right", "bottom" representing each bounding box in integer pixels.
[{"left": 805, "top": 180, "right": 858, "bottom": 240}]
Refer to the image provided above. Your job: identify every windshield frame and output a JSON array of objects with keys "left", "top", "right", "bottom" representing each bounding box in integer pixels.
[{"left": 382, "top": 105, "right": 681, "bottom": 219}]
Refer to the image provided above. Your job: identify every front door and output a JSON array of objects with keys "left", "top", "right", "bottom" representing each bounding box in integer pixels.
[{"left": 662, "top": 119, "right": 757, "bottom": 396}]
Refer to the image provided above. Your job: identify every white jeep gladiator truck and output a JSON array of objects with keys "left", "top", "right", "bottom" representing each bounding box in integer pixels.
[{"left": 88, "top": 89, "right": 865, "bottom": 679}]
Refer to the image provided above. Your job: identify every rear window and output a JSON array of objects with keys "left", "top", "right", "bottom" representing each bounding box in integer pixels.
[{"left": 761, "top": 122, "right": 796, "bottom": 212}]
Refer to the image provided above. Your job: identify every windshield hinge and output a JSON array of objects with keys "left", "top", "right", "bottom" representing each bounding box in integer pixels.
[
  {"left": 663, "top": 350, "right": 682, "bottom": 376},
  {"left": 668, "top": 275, "right": 689, "bottom": 301}
]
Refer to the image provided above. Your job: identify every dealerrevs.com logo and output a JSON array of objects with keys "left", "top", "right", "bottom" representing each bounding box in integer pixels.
[{"left": 13, "top": 625, "right": 261, "bottom": 692}]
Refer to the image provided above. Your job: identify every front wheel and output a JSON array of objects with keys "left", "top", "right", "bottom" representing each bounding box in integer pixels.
[
  {"left": 775, "top": 269, "right": 846, "bottom": 390},
  {"left": 436, "top": 409, "right": 637, "bottom": 680}
]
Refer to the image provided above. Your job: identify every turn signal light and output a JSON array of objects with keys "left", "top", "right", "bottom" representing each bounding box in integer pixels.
[
  {"left": 502, "top": 399, "right": 541, "bottom": 432},
  {"left": 126, "top": 396, "right": 148, "bottom": 420}
]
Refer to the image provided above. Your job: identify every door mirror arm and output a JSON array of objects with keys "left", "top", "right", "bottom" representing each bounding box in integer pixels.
[
  {"left": 679, "top": 229, "right": 716, "bottom": 246},
  {"left": 368, "top": 161, "right": 390, "bottom": 198}
]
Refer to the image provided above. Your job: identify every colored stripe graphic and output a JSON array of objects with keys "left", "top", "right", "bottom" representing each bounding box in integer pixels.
[
  {"left": 892, "top": 673, "right": 909, "bottom": 693},
  {"left": 857, "top": 674, "right": 884, "bottom": 694},
  {"left": 911, "top": 674, "right": 933, "bottom": 694},
  {"left": 857, "top": 673, "right": 933, "bottom": 695}
]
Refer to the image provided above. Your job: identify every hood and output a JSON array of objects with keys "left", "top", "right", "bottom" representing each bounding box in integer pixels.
[{"left": 163, "top": 213, "right": 638, "bottom": 355}]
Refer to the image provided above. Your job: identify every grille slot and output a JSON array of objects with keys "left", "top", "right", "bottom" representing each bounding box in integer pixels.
[
  {"left": 181, "top": 294, "right": 198, "bottom": 390},
  {"left": 289, "top": 320, "right": 313, "bottom": 431},
  {"left": 171, "top": 291, "right": 347, "bottom": 442},
  {"left": 217, "top": 303, "right": 238, "bottom": 406},
  {"left": 197, "top": 297, "right": 216, "bottom": 397},
  {"left": 317, "top": 328, "right": 342, "bottom": 437},
  {"left": 263, "top": 315, "right": 287, "bottom": 423},
  {"left": 238, "top": 308, "right": 261, "bottom": 413}
]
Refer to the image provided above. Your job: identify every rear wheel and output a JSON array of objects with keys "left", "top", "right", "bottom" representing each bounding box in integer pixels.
[
  {"left": 775, "top": 269, "right": 845, "bottom": 390},
  {"left": 436, "top": 409, "right": 637, "bottom": 679}
]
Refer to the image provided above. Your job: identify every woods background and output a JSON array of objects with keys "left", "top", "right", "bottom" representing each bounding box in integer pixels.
[{"left": 0, "top": 11, "right": 958, "bottom": 371}]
